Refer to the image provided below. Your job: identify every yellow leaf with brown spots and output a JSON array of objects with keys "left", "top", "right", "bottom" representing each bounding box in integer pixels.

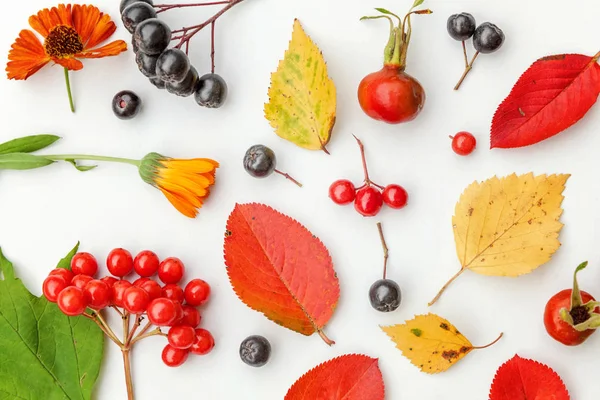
[
  {"left": 381, "top": 314, "right": 502, "bottom": 374},
  {"left": 429, "top": 173, "right": 569, "bottom": 306}
]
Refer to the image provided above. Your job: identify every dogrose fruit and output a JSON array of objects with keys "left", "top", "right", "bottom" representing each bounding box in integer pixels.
[{"left": 357, "top": 4, "right": 432, "bottom": 124}]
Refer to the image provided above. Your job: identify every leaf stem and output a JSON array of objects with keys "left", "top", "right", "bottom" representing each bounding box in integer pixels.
[
  {"left": 122, "top": 350, "right": 135, "bottom": 400},
  {"left": 274, "top": 169, "right": 303, "bottom": 187},
  {"left": 63, "top": 68, "right": 75, "bottom": 113},
  {"left": 43, "top": 154, "right": 141, "bottom": 167},
  {"left": 454, "top": 51, "right": 480, "bottom": 90},
  {"left": 318, "top": 330, "right": 335, "bottom": 346},
  {"left": 428, "top": 268, "right": 465, "bottom": 306},
  {"left": 377, "top": 222, "right": 389, "bottom": 280},
  {"left": 472, "top": 332, "right": 504, "bottom": 350}
]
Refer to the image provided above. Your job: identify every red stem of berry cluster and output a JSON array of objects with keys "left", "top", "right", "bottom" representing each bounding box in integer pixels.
[
  {"left": 154, "top": 1, "right": 230, "bottom": 13},
  {"left": 353, "top": 135, "right": 385, "bottom": 191},
  {"left": 83, "top": 309, "right": 166, "bottom": 400}
]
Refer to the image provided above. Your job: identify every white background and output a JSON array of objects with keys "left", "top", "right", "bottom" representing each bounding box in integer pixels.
[{"left": 0, "top": 0, "right": 599, "bottom": 399}]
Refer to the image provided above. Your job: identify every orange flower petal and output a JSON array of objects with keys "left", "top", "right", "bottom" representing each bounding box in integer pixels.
[
  {"left": 160, "top": 188, "right": 201, "bottom": 218},
  {"left": 72, "top": 4, "right": 102, "bottom": 47},
  {"left": 53, "top": 57, "right": 83, "bottom": 71},
  {"left": 83, "top": 13, "right": 117, "bottom": 50},
  {"left": 156, "top": 174, "right": 209, "bottom": 197},
  {"left": 155, "top": 178, "right": 205, "bottom": 208},
  {"left": 158, "top": 169, "right": 213, "bottom": 189},
  {"left": 162, "top": 159, "right": 219, "bottom": 174},
  {"left": 77, "top": 40, "right": 127, "bottom": 59},
  {"left": 28, "top": 4, "right": 73, "bottom": 37},
  {"left": 6, "top": 30, "right": 50, "bottom": 80}
]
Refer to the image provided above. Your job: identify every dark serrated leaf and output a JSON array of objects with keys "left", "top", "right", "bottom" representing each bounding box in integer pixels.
[{"left": 0, "top": 135, "right": 60, "bottom": 155}]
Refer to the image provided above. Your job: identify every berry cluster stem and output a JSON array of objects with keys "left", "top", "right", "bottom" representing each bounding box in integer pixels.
[
  {"left": 454, "top": 49, "right": 480, "bottom": 90},
  {"left": 274, "top": 169, "right": 303, "bottom": 187},
  {"left": 353, "top": 135, "right": 384, "bottom": 190},
  {"left": 377, "top": 222, "right": 389, "bottom": 280},
  {"left": 154, "top": 1, "right": 229, "bottom": 13}
]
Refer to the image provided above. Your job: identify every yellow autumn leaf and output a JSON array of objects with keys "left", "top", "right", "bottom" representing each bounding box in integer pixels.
[
  {"left": 264, "top": 19, "right": 337, "bottom": 153},
  {"left": 381, "top": 313, "right": 502, "bottom": 374},
  {"left": 429, "top": 173, "right": 569, "bottom": 306}
]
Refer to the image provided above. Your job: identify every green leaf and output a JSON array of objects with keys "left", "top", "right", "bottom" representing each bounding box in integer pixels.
[
  {"left": 0, "top": 246, "right": 104, "bottom": 400},
  {"left": 375, "top": 7, "right": 394, "bottom": 14},
  {"left": 412, "top": 0, "right": 425, "bottom": 7},
  {"left": 0, "top": 153, "right": 54, "bottom": 170},
  {"left": 56, "top": 242, "right": 80, "bottom": 270},
  {"left": 0, "top": 135, "right": 60, "bottom": 155},
  {"left": 66, "top": 159, "right": 98, "bottom": 172}
]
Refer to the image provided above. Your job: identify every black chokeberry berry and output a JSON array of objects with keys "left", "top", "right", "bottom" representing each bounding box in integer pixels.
[
  {"left": 112, "top": 90, "right": 142, "bottom": 120},
  {"left": 369, "top": 279, "right": 401, "bottom": 312},
  {"left": 243, "top": 145, "right": 276, "bottom": 178},
  {"left": 133, "top": 18, "right": 171, "bottom": 56},
  {"left": 239, "top": 335, "right": 271, "bottom": 368},
  {"left": 195, "top": 73, "right": 228, "bottom": 108},
  {"left": 447, "top": 12, "right": 476, "bottom": 41},
  {"left": 149, "top": 77, "right": 166, "bottom": 89},
  {"left": 166, "top": 66, "right": 199, "bottom": 97},
  {"left": 122, "top": 2, "right": 157, "bottom": 34},
  {"left": 156, "top": 49, "right": 190, "bottom": 83},
  {"left": 132, "top": 36, "right": 139, "bottom": 53},
  {"left": 120, "top": 0, "right": 154, "bottom": 14},
  {"left": 136, "top": 51, "right": 159, "bottom": 78},
  {"left": 473, "top": 22, "right": 505, "bottom": 54}
]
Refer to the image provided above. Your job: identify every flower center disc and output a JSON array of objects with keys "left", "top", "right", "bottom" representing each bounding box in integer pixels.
[{"left": 44, "top": 25, "right": 83, "bottom": 58}]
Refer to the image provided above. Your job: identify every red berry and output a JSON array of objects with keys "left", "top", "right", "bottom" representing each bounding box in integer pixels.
[
  {"left": 123, "top": 286, "right": 151, "bottom": 314},
  {"left": 100, "top": 276, "right": 118, "bottom": 288},
  {"left": 354, "top": 186, "right": 383, "bottom": 217},
  {"left": 134, "top": 250, "right": 160, "bottom": 277},
  {"left": 71, "top": 252, "right": 98, "bottom": 277},
  {"left": 163, "top": 284, "right": 185, "bottom": 303},
  {"left": 107, "top": 248, "right": 134, "bottom": 277},
  {"left": 190, "top": 329, "right": 215, "bottom": 355},
  {"left": 72, "top": 274, "right": 93, "bottom": 290},
  {"left": 133, "top": 277, "right": 150, "bottom": 286},
  {"left": 49, "top": 268, "right": 74, "bottom": 284},
  {"left": 184, "top": 279, "right": 211, "bottom": 307},
  {"left": 544, "top": 289, "right": 598, "bottom": 346},
  {"left": 84, "top": 280, "right": 111, "bottom": 310},
  {"left": 158, "top": 257, "right": 185, "bottom": 284},
  {"left": 451, "top": 132, "right": 477, "bottom": 156},
  {"left": 43, "top": 275, "right": 68, "bottom": 303},
  {"left": 382, "top": 184, "right": 408, "bottom": 209},
  {"left": 162, "top": 344, "right": 189, "bottom": 367},
  {"left": 137, "top": 279, "right": 162, "bottom": 300},
  {"left": 168, "top": 325, "right": 196, "bottom": 349},
  {"left": 329, "top": 179, "right": 356, "bottom": 205},
  {"left": 57, "top": 286, "right": 87, "bottom": 316},
  {"left": 172, "top": 302, "right": 184, "bottom": 326},
  {"left": 147, "top": 298, "right": 178, "bottom": 326},
  {"left": 112, "top": 280, "right": 132, "bottom": 308},
  {"left": 180, "top": 305, "right": 201, "bottom": 328}
]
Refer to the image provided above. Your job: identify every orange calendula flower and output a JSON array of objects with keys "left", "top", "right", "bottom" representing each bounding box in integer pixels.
[
  {"left": 139, "top": 153, "right": 220, "bottom": 218},
  {"left": 6, "top": 4, "right": 127, "bottom": 112}
]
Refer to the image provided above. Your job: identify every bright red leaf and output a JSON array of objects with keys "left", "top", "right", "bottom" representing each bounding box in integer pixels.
[
  {"left": 285, "top": 354, "right": 385, "bottom": 400},
  {"left": 491, "top": 52, "right": 600, "bottom": 148},
  {"left": 489, "top": 354, "right": 570, "bottom": 400},
  {"left": 224, "top": 203, "right": 340, "bottom": 345}
]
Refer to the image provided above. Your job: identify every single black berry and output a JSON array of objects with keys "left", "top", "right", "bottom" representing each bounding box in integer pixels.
[
  {"left": 122, "top": 2, "right": 157, "bottom": 34},
  {"left": 133, "top": 18, "right": 171, "bottom": 56},
  {"left": 166, "top": 66, "right": 199, "bottom": 97},
  {"left": 473, "top": 22, "right": 505, "bottom": 54},
  {"left": 243, "top": 145, "right": 276, "bottom": 178},
  {"left": 112, "top": 90, "right": 142, "bottom": 120},
  {"left": 120, "top": 0, "right": 153, "bottom": 14},
  {"left": 239, "top": 335, "right": 271, "bottom": 367},
  {"left": 447, "top": 12, "right": 476, "bottom": 41},
  {"left": 369, "top": 279, "right": 401, "bottom": 312},
  {"left": 149, "top": 77, "right": 166, "bottom": 89},
  {"left": 195, "top": 73, "right": 228, "bottom": 108},
  {"left": 136, "top": 51, "right": 159, "bottom": 78},
  {"left": 131, "top": 36, "right": 139, "bottom": 53},
  {"left": 156, "top": 49, "right": 190, "bottom": 83}
]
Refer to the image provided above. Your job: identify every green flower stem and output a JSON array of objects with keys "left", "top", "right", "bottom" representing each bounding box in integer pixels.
[
  {"left": 64, "top": 68, "right": 75, "bottom": 113},
  {"left": 44, "top": 154, "right": 141, "bottom": 167}
]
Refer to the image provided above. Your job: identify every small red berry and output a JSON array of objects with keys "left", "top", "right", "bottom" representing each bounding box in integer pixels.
[
  {"left": 43, "top": 275, "right": 68, "bottom": 303},
  {"left": 49, "top": 268, "right": 74, "bottom": 284},
  {"left": 100, "top": 276, "right": 118, "bottom": 288},
  {"left": 84, "top": 280, "right": 111, "bottom": 310},
  {"left": 158, "top": 257, "right": 185, "bottom": 284},
  {"left": 329, "top": 179, "right": 356, "bottom": 205},
  {"left": 107, "top": 248, "right": 134, "bottom": 277},
  {"left": 123, "top": 286, "right": 151, "bottom": 314},
  {"left": 112, "top": 280, "right": 132, "bottom": 308},
  {"left": 133, "top": 277, "right": 150, "bottom": 286},
  {"left": 180, "top": 305, "right": 201, "bottom": 328},
  {"left": 137, "top": 279, "right": 162, "bottom": 300},
  {"left": 57, "top": 286, "right": 87, "bottom": 316},
  {"left": 134, "top": 250, "right": 160, "bottom": 277},
  {"left": 184, "top": 279, "right": 211, "bottom": 307},
  {"left": 354, "top": 186, "right": 383, "bottom": 217},
  {"left": 71, "top": 252, "right": 98, "bottom": 277},
  {"left": 190, "top": 328, "right": 215, "bottom": 355},
  {"left": 451, "top": 132, "right": 477, "bottom": 156},
  {"left": 163, "top": 284, "right": 185, "bottom": 303},
  {"left": 168, "top": 325, "right": 197, "bottom": 349},
  {"left": 147, "top": 298, "right": 178, "bottom": 326},
  {"left": 382, "top": 184, "right": 408, "bottom": 209},
  {"left": 162, "top": 344, "right": 189, "bottom": 367},
  {"left": 72, "top": 274, "right": 93, "bottom": 290}
]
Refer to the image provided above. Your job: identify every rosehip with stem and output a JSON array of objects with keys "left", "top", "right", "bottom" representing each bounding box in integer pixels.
[
  {"left": 243, "top": 145, "right": 302, "bottom": 187},
  {"left": 369, "top": 223, "right": 402, "bottom": 312},
  {"left": 71, "top": 252, "right": 98, "bottom": 276},
  {"left": 451, "top": 131, "right": 476, "bottom": 156},
  {"left": 57, "top": 286, "right": 87, "bottom": 316},
  {"left": 43, "top": 275, "right": 68, "bottom": 303}
]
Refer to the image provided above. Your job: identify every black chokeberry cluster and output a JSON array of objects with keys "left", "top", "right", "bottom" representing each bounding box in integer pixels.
[{"left": 119, "top": 0, "right": 228, "bottom": 108}]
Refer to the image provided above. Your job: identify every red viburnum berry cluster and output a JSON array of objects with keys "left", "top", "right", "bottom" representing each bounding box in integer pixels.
[
  {"left": 329, "top": 136, "right": 408, "bottom": 217},
  {"left": 42, "top": 248, "right": 213, "bottom": 397}
]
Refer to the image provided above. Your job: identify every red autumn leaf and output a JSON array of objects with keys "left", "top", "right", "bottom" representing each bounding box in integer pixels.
[
  {"left": 285, "top": 354, "right": 385, "bottom": 400},
  {"left": 224, "top": 203, "right": 340, "bottom": 345},
  {"left": 489, "top": 354, "right": 570, "bottom": 400},
  {"left": 491, "top": 52, "right": 600, "bottom": 148}
]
